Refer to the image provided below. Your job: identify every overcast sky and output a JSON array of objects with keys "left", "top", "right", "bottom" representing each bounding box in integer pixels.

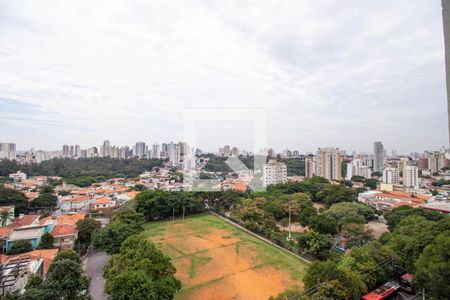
[{"left": 0, "top": 0, "right": 447, "bottom": 153}]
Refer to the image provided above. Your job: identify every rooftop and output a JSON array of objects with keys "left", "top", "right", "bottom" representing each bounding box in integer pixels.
[
  {"left": 9, "top": 226, "right": 45, "bottom": 241},
  {"left": 51, "top": 224, "right": 77, "bottom": 237},
  {"left": 55, "top": 213, "right": 86, "bottom": 226}
]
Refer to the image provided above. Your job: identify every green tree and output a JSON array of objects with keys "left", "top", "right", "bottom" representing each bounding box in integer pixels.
[
  {"left": 298, "top": 196, "right": 317, "bottom": 226},
  {"left": 53, "top": 248, "right": 81, "bottom": 264},
  {"left": 316, "top": 184, "right": 357, "bottom": 207},
  {"left": 298, "top": 231, "right": 333, "bottom": 260},
  {"left": 323, "top": 202, "right": 374, "bottom": 229},
  {"left": 0, "top": 209, "right": 14, "bottom": 226},
  {"left": 31, "top": 192, "right": 57, "bottom": 209},
  {"left": 340, "top": 223, "right": 373, "bottom": 248},
  {"left": 92, "top": 220, "right": 143, "bottom": 255},
  {"left": 363, "top": 179, "right": 377, "bottom": 190},
  {"left": 104, "top": 235, "right": 181, "bottom": 300},
  {"left": 309, "top": 215, "right": 337, "bottom": 235},
  {"left": 304, "top": 260, "right": 367, "bottom": 300},
  {"left": 38, "top": 233, "right": 54, "bottom": 249},
  {"left": 384, "top": 206, "right": 444, "bottom": 231},
  {"left": 25, "top": 274, "right": 43, "bottom": 289},
  {"left": 383, "top": 215, "right": 438, "bottom": 270},
  {"left": 46, "top": 259, "right": 89, "bottom": 299},
  {"left": 135, "top": 190, "right": 204, "bottom": 221},
  {"left": 0, "top": 186, "right": 28, "bottom": 215},
  {"left": 111, "top": 210, "right": 145, "bottom": 226},
  {"left": 76, "top": 217, "right": 101, "bottom": 246},
  {"left": 414, "top": 233, "right": 450, "bottom": 299},
  {"left": 8, "top": 240, "right": 32, "bottom": 255}
]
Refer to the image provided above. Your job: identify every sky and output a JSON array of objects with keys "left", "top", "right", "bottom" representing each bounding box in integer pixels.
[{"left": 0, "top": 0, "right": 447, "bottom": 154}]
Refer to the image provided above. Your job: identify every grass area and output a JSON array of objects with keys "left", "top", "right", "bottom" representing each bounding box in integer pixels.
[{"left": 143, "top": 213, "right": 308, "bottom": 299}]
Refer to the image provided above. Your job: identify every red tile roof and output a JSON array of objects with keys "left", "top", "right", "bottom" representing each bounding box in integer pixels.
[
  {"left": 10, "top": 249, "right": 59, "bottom": 274},
  {"left": 7, "top": 215, "right": 40, "bottom": 229},
  {"left": 55, "top": 213, "right": 86, "bottom": 226},
  {"left": 51, "top": 224, "right": 77, "bottom": 237},
  {"left": 92, "top": 196, "right": 112, "bottom": 205},
  {"left": 0, "top": 227, "right": 12, "bottom": 238}
]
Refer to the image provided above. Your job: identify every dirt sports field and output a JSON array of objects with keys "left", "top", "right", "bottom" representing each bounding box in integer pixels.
[{"left": 142, "top": 213, "right": 308, "bottom": 300}]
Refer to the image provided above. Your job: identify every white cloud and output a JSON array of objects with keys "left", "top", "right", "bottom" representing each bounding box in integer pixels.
[{"left": 0, "top": 0, "right": 446, "bottom": 153}]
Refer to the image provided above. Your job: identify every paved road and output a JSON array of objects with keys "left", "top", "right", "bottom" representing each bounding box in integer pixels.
[{"left": 84, "top": 251, "right": 109, "bottom": 300}]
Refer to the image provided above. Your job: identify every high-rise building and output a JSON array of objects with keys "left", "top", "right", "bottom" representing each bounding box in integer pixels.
[
  {"left": 100, "top": 140, "right": 112, "bottom": 157},
  {"left": 86, "top": 147, "right": 98, "bottom": 158},
  {"left": 315, "top": 147, "right": 342, "bottom": 180},
  {"left": 263, "top": 160, "right": 287, "bottom": 186},
  {"left": 428, "top": 151, "right": 446, "bottom": 173},
  {"left": 79, "top": 149, "right": 87, "bottom": 158},
  {"left": 223, "top": 145, "right": 231, "bottom": 157},
  {"left": 305, "top": 155, "right": 316, "bottom": 178},
  {"left": 397, "top": 157, "right": 410, "bottom": 176},
  {"left": 152, "top": 144, "right": 160, "bottom": 159},
  {"left": 231, "top": 147, "right": 239, "bottom": 156},
  {"left": 373, "top": 141, "right": 385, "bottom": 172},
  {"left": 403, "top": 166, "right": 419, "bottom": 188},
  {"left": 62, "top": 144, "right": 69, "bottom": 157},
  {"left": 382, "top": 167, "right": 399, "bottom": 184},
  {"left": 0, "top": 143, "right": 16, "bottom": 160},
  {"left": 74, "top": 145, "right": 80, "bottom": 157},
  {"left": 134, "top": 142, "right": 147, "bottom": 158},
  {"left": 442, "top": 0, "right": 450, "bottom": 146}
]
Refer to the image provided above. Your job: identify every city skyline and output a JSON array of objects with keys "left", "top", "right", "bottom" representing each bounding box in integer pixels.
[{"left": 0, "top": 1, "right": 447, "bottom": 153}]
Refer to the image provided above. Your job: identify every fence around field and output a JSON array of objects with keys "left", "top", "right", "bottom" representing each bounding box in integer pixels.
[{"left": 209, "top": 210, "right": 312, "bottom": 264}]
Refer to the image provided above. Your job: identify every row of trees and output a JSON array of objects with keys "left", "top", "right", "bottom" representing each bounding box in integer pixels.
[
  {"left": 0, "top": 157, "right": 164, "bottom": 181},
  {"left": 302, "top": 205, "right": 450, "bottom": 299}
]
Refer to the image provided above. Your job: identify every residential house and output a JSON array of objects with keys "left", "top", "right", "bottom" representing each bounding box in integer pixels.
[
  {"left": 5, "top": 226, "right": 45, "bottom": 252},
  {"left": 51, "top": 224, "right": 78, "bottom": 248},
  {"left": 0, "top": 249, "right": 58, "bottom": 294},
  {"left": 60, "top": 195, "right": 92, "bottom": 213},
  {"left": 91, "top": 196, "right": 115, "bottom": 211}
]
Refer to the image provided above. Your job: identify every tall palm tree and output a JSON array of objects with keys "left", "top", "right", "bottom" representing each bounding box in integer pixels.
[{"left": 0, "top": 210, "right": 13, "bottom": 227}]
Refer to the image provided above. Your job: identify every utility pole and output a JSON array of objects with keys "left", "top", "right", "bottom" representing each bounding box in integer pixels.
[
  {"left": 287, "top": 200, "right": 292, "bottom": 241},
  {"left": 182, "top": 206, "right": 185, "bottom": 220},
  {"left": 172, "top": 208, "right": 175, "bottom": 221}
]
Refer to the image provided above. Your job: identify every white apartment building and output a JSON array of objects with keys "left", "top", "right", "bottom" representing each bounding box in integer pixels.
[
  {"left": 0, "top": 143, "right": 16, "bottom": 160},
  {"left": 152, "top": 144, "right": 161, "bottom": 159},
  {"left": 403, "top": 166, "right": 419, "bottom": 188},
  {"left": 315, "top": 147, "right": 342, "bottom": 181},
  {"left": 100, "top": 140, "right": 112, "bottom": 157},
  {"left": 263, "top": 160, "right": 287, "bottom": 186},
  {"left": 305, "top": 156, "right": 316, "bottom": 178},
  {"left": 134, "top": 142, "right": 147, "bottom": 158},
  {"left": 397, "top": 157, "right": 410, "bottom": 175},
  {"left": 427, "top": 151, "right": 446, "bottom": 173},
  {"left": 9, "top": 171, "right": 27, "bottom": 181},
  {"left": 86, "top": 147, "right": 97, "bottom": 158},
  {"left": 382, "top": 167, "right": 399, "bottom": 184},
  {"left": 346, "top": 159, "right": 372, "bottom": 180}
]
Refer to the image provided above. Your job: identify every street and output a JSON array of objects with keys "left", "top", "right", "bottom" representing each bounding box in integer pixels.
[{"left": 84, "top": 251, "right": 109, "bottom": 300}]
